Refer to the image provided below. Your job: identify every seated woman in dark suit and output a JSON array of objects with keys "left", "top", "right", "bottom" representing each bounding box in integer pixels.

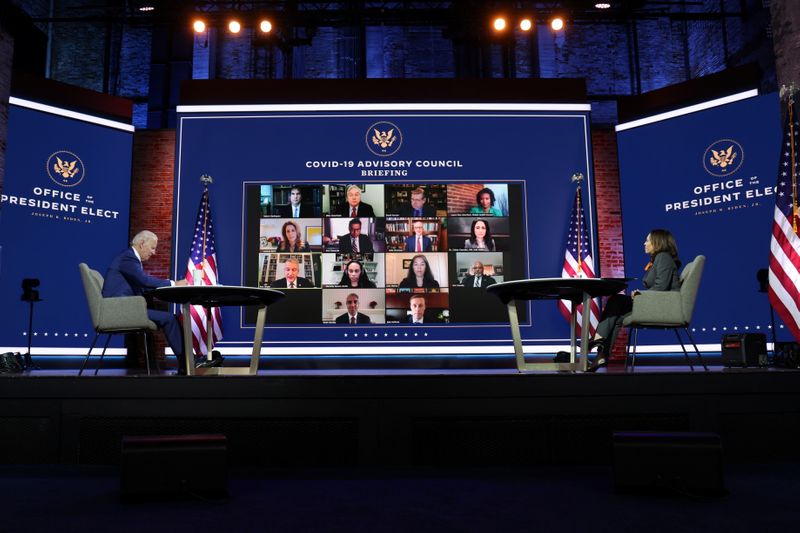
[
  {"left": 587, "top": 228, "right": 682, "bottom": 371},
  {"left": 463, "top": 219, "right": 496, "bottom": 251},
  {"left": 338, "top": 259, "right": 376, "bottom": 288},
  {"left": 398, "top": 254, "right": 440, "bottom": 289},
  {"left": 276, "top": 220, "right": 309, "bottom": 252}
]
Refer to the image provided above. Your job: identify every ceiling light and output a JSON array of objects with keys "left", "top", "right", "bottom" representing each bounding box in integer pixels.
[
  {"left": 595, "top": 2, "right": 612, "bottom": 8},
  {"left": 492, "top": 17, "right": 507, "bottom": 32},
  {"left": 550, "top": 17, "right": 565, "bottom": 31},
  {"left": 259, "top": 20, "right": 273, "bottom": 33},
  {"left": 519, "top": 18, "right": 533, "bottom": 32},
  {"left": 228, "top": 20, "right": 241, "bottom": 34},
  {"left": 193, "top": 20, "right": 206, "bottom": 33}
]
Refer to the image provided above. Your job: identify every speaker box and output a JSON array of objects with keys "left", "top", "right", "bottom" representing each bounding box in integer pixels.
[
  {"left": 613, "top": 431, "right": 724, "bottom": 496},
  {"left": 721, "top": 333, "right": 767, "bottom": 367},
  {"left": 120, "top": 434, "right": 227, "bottom": 502}
]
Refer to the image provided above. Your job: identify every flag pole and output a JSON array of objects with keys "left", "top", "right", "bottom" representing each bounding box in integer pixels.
[
  {"left": 199, "top": 174, "right": 213, "bottom": 356},
  {"left": 780, "top": 84, "right": 798, "bottom": 232},
  {"left": 199, "top": 174, "right": 213, "bottom": 278},
  {"left": 571, "top": 173, "right": 585, "bottom": 278}
]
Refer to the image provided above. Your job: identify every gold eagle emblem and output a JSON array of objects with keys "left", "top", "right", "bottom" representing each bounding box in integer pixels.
[
  {"left": 709, "top": 145, "right": 737, "bottom": 170},
  {"left": 53, "top": 156, "right": 80, "bottom": 178},
  {"left": 372, "top": 128, "right": 396, "bottom": 149}
]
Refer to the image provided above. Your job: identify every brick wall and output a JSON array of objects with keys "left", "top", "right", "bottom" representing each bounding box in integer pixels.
[
  {"left": 590, "top": 126, "right": 628, "bottom": 356},
  {"left": 771, "top": 0, "right": 800, "bottom": 88},
  {"left": 446, "top": 184, "right": 484, "bottom": 213},
  {"left": 130, "top": 129, "right": 176, "bottom": 279},
  {"left": 591, "top": 127, "right": 624, "bottom": 278}
]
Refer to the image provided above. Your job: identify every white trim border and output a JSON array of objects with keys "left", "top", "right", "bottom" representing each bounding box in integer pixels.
[
  {"left": 615, "top": 89, "right": 759, "bottom": 132},
  {"left": 177, "top": 102, "right": 592, "bottom": 113},
  {"left": 9, "top": 96, "right": 135, "bottom": 132}
]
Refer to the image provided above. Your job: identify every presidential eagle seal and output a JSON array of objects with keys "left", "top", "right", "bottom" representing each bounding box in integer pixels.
[
  {"left": 46, "top": 150, "right": 85, "bottom": 187},
  {"left": 703, "top": 139, "right": 744, "bottom": 177},
  {"left": 366, "top": 121, "right": 403, "bottom": 157}
]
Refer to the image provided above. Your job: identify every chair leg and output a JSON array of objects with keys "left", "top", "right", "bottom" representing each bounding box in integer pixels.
[
  {"left": 93, "top": 335, "right": 113, "bottom": 376},
  {"left": 143, "top": 332, "right": 151, "bottom": 376},
  {"left": 79, "top": 333, "right": 101, "bottom": 376},
  {"left": 143, "top": 331, "right": 160, "bottom": 375},
  {"left": 630, "top": 328, "right": 639, "bottom": 372},
  {"left": 624, "top": 328, "right": 631, "bottom": 372},
  {"left": 684, "top": 327, "right": 709, "bottom": 371},
  {"left": 673, "top": 328, "right": 695, "bottom": 372}
]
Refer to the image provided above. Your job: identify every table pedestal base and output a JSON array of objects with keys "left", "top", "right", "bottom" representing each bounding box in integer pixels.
[
  {"left": 182, "top": 303, "right": 268, "bottom": 376},
  {"left": 506, "top": 292, "right": 591, "bottom": 373}
]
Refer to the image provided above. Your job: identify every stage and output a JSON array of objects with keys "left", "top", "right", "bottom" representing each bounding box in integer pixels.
[{"left": 2, "top": 361, "right": 799, "bottom": 468}]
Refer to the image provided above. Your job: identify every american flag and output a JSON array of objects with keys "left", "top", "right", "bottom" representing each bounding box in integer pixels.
[
  {"left": 559, "top": 186, "right": 600, "bottom": 337},
  {"left": 769, "top": 99, "right": 800, "bottom": 342},
  {"left": 183, "top": 188, "right": 223, "bottom": 356}
]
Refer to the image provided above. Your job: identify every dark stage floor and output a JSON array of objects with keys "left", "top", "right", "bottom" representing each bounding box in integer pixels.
[{"left": 2, "top": 462, "right": 798, "bottom": 533}]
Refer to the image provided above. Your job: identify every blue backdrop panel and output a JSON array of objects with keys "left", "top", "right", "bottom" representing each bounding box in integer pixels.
[
  {"left": 0, "top": 103, "right": 133, "bottom": 352},
  {"left": 617, "top": 93, "right": 783, "bottom": 347},
  {"left": 174, "top": 107, "right": 595, "bottom": 354}
]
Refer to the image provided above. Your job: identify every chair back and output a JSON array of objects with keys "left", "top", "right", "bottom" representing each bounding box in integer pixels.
[
  {"left": 678, "top": 255, "right": 705, "bottom": 324},
  {"left": 79, "top": 263, "right": 104, "bottom": 330}
]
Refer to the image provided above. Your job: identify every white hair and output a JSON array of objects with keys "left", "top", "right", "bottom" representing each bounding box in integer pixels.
[{"left": 131, "top": 230, "right": 157, "bottom": 246}]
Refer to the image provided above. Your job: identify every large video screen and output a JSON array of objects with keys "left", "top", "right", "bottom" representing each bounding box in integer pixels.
[
  {"left": 174, "top": 103, "right": 596, "bottom": 355},
  {"left": 241, "top": 182, "right": 525, "bottom": 326}
]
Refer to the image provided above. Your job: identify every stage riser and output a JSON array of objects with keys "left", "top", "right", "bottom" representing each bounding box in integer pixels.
[{"left": 1, "top": 372, "right": 799, "bottom": 466}]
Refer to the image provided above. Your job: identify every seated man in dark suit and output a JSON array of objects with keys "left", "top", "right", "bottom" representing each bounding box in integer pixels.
[
  {"left": 398, "top": 187, "right": 436, "bottom": 217},
  {"left": 270, "top": 258, "right": 313, "bottom": 288},
  {"left": 338, "top": 218, "right": 374, "bottom": 254},
  {"left": 335, "top": 293, "right": 372, "bottom": 324},
  {"left": 336, "top": 185, "right": 375, "bottom": 217},
  {"left": 276, "top": 187, "right": 315, "bottom": 218},
  {"left": 102, "top": 230, "right": 196, "bottom": 373},
  {"left": 404, "top": 221, "right": 433, "bottom": 252},
  {"left": 461, "top": 260, "right": 497, "bottom": 288}
]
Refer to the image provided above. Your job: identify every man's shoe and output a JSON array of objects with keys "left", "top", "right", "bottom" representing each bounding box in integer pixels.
[{"left": 195, "top": 351, "right": 225, "bottom": 368}]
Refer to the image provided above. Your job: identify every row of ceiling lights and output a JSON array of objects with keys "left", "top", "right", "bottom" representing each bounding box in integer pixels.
[{"left": 191, "top": 15, "right": 575, "bottom": 35}]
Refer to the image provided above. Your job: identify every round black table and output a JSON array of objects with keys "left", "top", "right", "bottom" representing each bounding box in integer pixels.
[
  {"left": 154, "top": 285, "right": 284, "bottom": 376},
  {"left": 487, "top": 278, "right": 629, "bottom": 372}
]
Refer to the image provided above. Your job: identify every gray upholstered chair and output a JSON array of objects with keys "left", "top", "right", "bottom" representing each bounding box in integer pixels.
[
  {"left": 78, "top": 263, "right": 158, "bottom": 376},
  {"left": 622, "top": 255, "right": 708, "bottom": 372}
]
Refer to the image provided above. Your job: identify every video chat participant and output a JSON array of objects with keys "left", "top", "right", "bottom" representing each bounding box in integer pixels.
[
  {"left": 338, "top": 218, "right": 374, "bottom": 255},
  {"left": 463, "top": 219, "right": 496, "bottom": 250},
  {"left": 470, "top": 187, "right": 503, "bottom": 217},
  {"left": 461, "top": 260, "right": 497, "bottom": 288},
  {"left": 338, "top": 260, "right": 376, "bottom": 288},
  {"left": 276, "top": 220, "right": 310, "bottom": 252},
  {"left": 336, "top": 293, "right": 372, "bottom": 324},
  {"left": 405, "top": 221, "right": 433, "bottom": 252},
  {"left": 102, "top": 230, "right": 221, "bottom": 373},
  {"left": 276, "top": 187, "right": 314, "bottom": 218},
  {"left": 336, "top": 185, "right": 375, "bottom": 217},
  {"left": 398, "top": 254, "right": 440, "bottom": 289},
  {"left": 270, "top": 258, "right": 313, "bottom": 288},
  {"left": 398, "top": 187, "right": 436, "bottom": 217},
  {"left": 406, "top": 293, "right": 443, "bottom": 324}
]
